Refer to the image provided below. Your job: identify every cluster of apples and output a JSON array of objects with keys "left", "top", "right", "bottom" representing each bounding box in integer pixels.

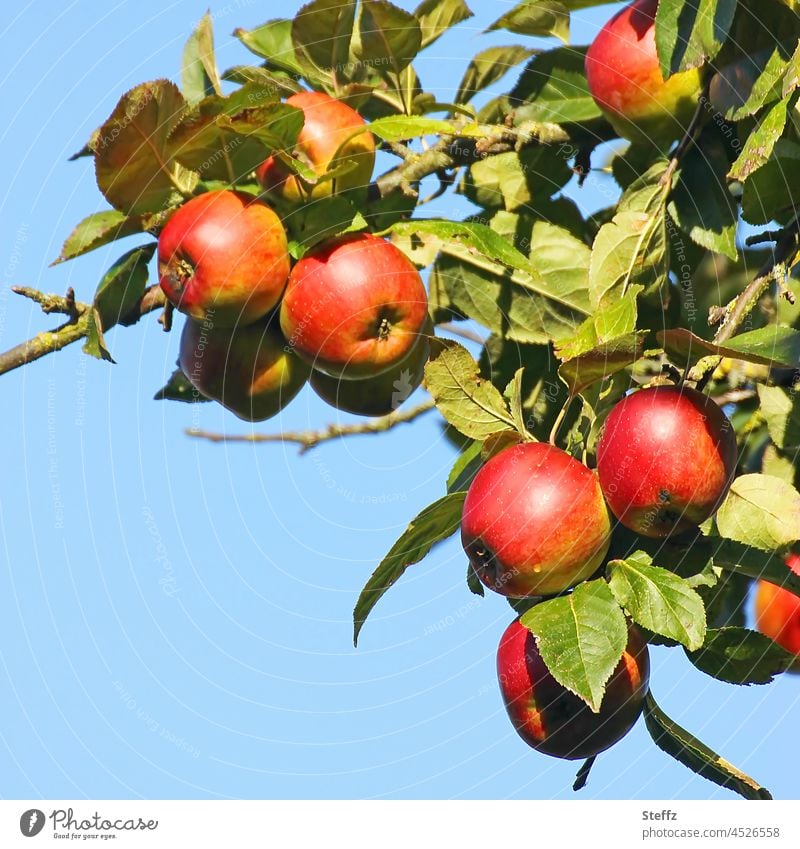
[
  {"left": 158, "top": 92, "right": 430, "bottom": 421},
  {"left": 468, "top": 386, "right": 738, "bottom": 760}
]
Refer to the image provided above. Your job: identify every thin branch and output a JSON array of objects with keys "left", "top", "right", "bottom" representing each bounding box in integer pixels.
[
  {"left": 0, "top": 283, "right": 166, "bottom": 377},
  {"left": 184, "top": 398, "right": 436, "bottom": 453}
]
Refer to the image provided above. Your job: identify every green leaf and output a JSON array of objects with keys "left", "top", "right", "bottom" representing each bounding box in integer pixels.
[
  {"left": 234, "top": 19, "right": 316, "bottom": 79},
  {"left": 589, "top": 162, "right": 670, "bottom": 308},
  {"left": 221, "top": 65, "right": 301, "bottom": 97},
  {"left": 455, "top": 45, "right": 536, "bottom": 104},
  {"left": 182, "top": 12, "right": 222, "bottom": 105},
  {"left": 687, "top": 627, "right": 794, "bottom": 685},
  {"left": 82, "top": 308, "right": 114, "bottom": 363},
  {"left": 93, "top": 244, "right": 155, "bottom": 331},
  {"left": 741, "top": 139, "right": 800, "bottom": 225},
  {"left": 715, "top": 474, "right": 800, "bottom": 551},
  {"left": 486, "top": 0, "right": 599, "bottom": 43},
  {"left": 643, "top": 691, "right": 772, "bottom": 800},
  {"left": 284, "top": 195, "right": 367, "bottom": 250},
  {"left": 353, "top": 492, "right": 466, "bottom": 645},
  {"left": 728, "top": 98, "right": 787, "bottom": 181},
  {"left": 52, "top": 210, "right": 150, "bottom": 265},
  {"left": 668, "top": 132, "right": 738, "bottom": 260},
  {"left": 356, "top": 0, "right": 422, "bottom": 79},
  {"left": 291, "top": 0, "right": 356, "bottom": 75},
  {"left": 520, "top": 579, "right": 628, "bottom": 712},
  {"left": 510, "top": 46, "right": 604, "bottom": 126},
  {"left": 711, "top": 538, "right": 800, "bottom": 600},
  {"left": 446, "top": 439, "right": 483, "bottom": 493},
  {"left": 655, "top": 0, "right": 738, "bottom": 77},
  {"left": 504, "top": 367, "right": 533, "bottom": 439},
  {"left": 658, "top": 325, "right": 800, "bottom": 369},
  {"left": 414, "top": 0, "right": 474, "bottom": 48},
  {"left": 607, "top": 551, "right": 707, "bottom": 651},
  {"left": 368, "top": 115, "right": 454, "bottom": 141},
  {"left": 94, "top": 80, "right": 194, "bottom": 215},
  {"left": 154, "top": 367, "right": 211, "bottom": 403},
  {"left": 757, "top": 384, "right": 800, "bottom": 450},
  {"left": 557, "top": 332, "right": 647, "bottom": 397},
  {"left": 555, "top": 288, "right": 640, "bottom": 362},
  {"left": 424, "top": 340, "right": 516, "bottom": 439}
]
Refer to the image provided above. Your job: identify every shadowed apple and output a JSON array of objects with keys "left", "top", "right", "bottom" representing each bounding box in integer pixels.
[{"left": 755, "top": 554, "right": 800, "bottom": 668}]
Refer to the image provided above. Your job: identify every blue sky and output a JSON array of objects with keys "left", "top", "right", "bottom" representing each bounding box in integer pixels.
[{"left": 0, "top": 0, "right": 797, "bottom": 800}]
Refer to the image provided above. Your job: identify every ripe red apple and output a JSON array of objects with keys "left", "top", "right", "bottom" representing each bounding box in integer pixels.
[
  {"left": 461, "top": 442, "right": 611, "bottom": 598},
  {"left": 498, "top": 618, "right": 650, "bottom": 760},
  {"left": 585, "top": 0, "right": 702, "bottom": 147},
  {"left": 256, "top": 91, "right": 376, "bottom": 201},
  {"left": 755, "top": 554, "right": 800, "bottom": 666},
  {"left": 280, "top": 233, "right": 429, "bottom": 379},
  {"left": 159, "top": 190, "right": 290, "bottom": 327},
  {"left": 310, "top": 327, "right": 430, "bottom": 416},
  {"left": 596, "top": 385, "right": 737, "bottom": 538},
  {"left": 179, "top": 315, "right": 310, "bottom": 421}
]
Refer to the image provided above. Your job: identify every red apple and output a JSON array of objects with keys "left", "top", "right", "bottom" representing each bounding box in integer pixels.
[
  {"left": 280, "top": 232, "right": 429, "bottom": 379},
  {"left": 461, "top": 442, "right": 611, "bottom": 598},
  {"left": 179, "top": 314, "right": 310, "bottom": 421},
  {"left": 256, "top": 91, "right": 376, "bottom": 201},
  {"left": 310, "top": 327, "right": 430, "bottom": 416},
  {"left": 159, "top": 190, "right": 290, "bottom": 327},
  {"left": 585, "top": 0, "right": 702, "bottom": 147},
  {"left": 755, "top": 554, "right": 800, "bottom": 666},
  {"left": 498, "top": 618, "right": 650, "bottom": 760},
  {"left": 597, "top": 385, "right": 737, "bottom": 538}
]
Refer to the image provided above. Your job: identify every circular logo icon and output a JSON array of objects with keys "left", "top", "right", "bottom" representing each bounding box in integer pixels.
[{"left": 19, "top": 809, "right": 45, "bottom": 837}]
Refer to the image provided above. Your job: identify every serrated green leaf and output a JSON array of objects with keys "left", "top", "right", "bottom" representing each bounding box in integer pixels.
[
  {"left": 607, "top": 551, "right": 706, "bottom": 651},
  {"left": 557, "top": 332, "right": 647, "bottom": 397},
  {"left": 93, "top": 243, "right": 155, "bottom": 333},
  {"left": 353, "top": 492, "right": 466, "bottom": 644},
  {"left": 728, "top": 98, "right": 787, "bottom": 181},
  {"left": 658, "top": 325, "right": 800, "bottom": 369},
  {"left": 486, "top": 0, "right": 598, "bottom": 43},
  {"left": 520, "top": 579, "right": 628, "bottom": 712},
  {"left": 291, "top": 0, "right": 356, "bottom": 75},
  {"left": 643, "top": 691, "right": 772, "bottom": 800},
  {"left": 555, "top": 288, "right": 641, "bottom": 362},
  {"left": 368, "top": 115, "right": 454, "bottom": 141},
  {"left": 716, "top": 474, "right": 800, "bottom": 551},
  {"left": 415, "top": 0, "right": 474, "bottom": 48},
  {"left": 356, "top": 0, "right": 422, "bottom": 80},
  {"left": 589, "top": 162, "right": 670, "bottom": 307},
  {"left": 82, "top": 308, "right": 114, "bottom": 363},
  {"left": 234, "top": 19, "right": 316, "bottom": 79},
  {"left": 455, "top": 45, "right": 536, "bottom": 105},
  {"left": 221, "top": 65, "right": 301, "bottom": 96},
  {"left": 424, "top": 339, "right": 516, "bottom": 439},
  {"left": 446, "top": 439, "right": 483, "bottom": 493},
  {"left": 52, "top": 210, "right": 149, "bottom": 265},
  {"left": 655, "top": 0, "right": 738, "bottom": 77},
  {"left": 94, "top": 80, "right": 194, "bottom": 215},
  {"left": 757, "top": 384, "right": 800, "bottom": 450},
  {"left": 741, "top": 139, "right": 800, "bottom": 225},
  {"left": 182, "top": 12, "right": 222, "bottom": 105},
  {"left": 687, "top": 627, "right": 794, "bottom": 685}
]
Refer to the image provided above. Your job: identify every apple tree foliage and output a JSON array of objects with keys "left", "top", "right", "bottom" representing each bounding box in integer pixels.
[{"left": 6, "top": 0, "right": 800, "bottom": 798}]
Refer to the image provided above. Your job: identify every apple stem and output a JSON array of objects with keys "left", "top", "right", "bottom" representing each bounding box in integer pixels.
[{"left": 548, "top": 395, "right": 576, "bottom": 447}]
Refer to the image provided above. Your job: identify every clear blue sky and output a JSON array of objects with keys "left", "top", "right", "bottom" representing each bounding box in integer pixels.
[{"left": 0, "top": 0, "right": 797, "bottom": 800}]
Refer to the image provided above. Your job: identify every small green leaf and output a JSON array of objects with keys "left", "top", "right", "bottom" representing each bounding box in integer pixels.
[
  {"left": 53, "top": 210, "right": 149, "bottom": 265},
  {"left": 368, "top": 115, "right": 454, "bottom": 141},
  {"left": 728, "top": 98, "right": 787, "bottom": 181},
  {"left": 521, "top": 579, "right": 628, "bottom": 712},
  {"left": 455, "top": 45, "right": 536, "bottom": 104},
  {"left": 154, "top": 367, "right": 211, "bottom": 403},
  {"left": 356, "top": 0, "right": 422, "bottom": 79},
  {"left": 94, "top": 243, "right": 155, "bottom": 332},
  {"left": 446, "top": 439, "right": 483, "bottom": 493},
  {"left": 291, "top": 0, "right": 356, "bottom": 75},
  {"left": 655, "top": 0, "right": 738, "bottom": 77},
  {"left": 82, "top": 308, "right": 114, "bottom": 363},
  {"left": 757, "top": 384, "right": 800, "bottom": 450},
  {"left": 424, "top": 339, "right": 516, "bottom": 440},
  {"left": 687, "top": 627, "right": 795, "bottom": 685},
  {"left": 486, "top": 0, "right": 583, "bottom": 43},
  {"left": 715, "top": 474, "right": 800, "bottom": 551},
  {"left": 555, "top": 288, "right": 640, "bottom": 362},
  {"left": 557, "top": 332, "right": 646, "bottom": 397},
  {"left": 658, "top": 325, "right": 800, "bottom": 369},
  {"left": 414, "top": 0, "right": 474, "bottom": 48},
  {"left": 607, "top": 551, "right": 707, "bottom": 651},
  {"left": 643, "top": 691, "right": 772, "bottom": 800},
  {"left": 234, "top": 19, "right": 317, "bottom": 79},
  {"left": 182, "top": 12, "right": 222, "bottom": 105},
  {"left": 353, "top": 492, "right": 466, "bottom": 645},
  {"left": 741, "top": 139, "right": 800, "bottom": 225},
  {"left": 504, "top": 367, "right": 533, "bottom": 439},
  {"left": 712, "top": 538, "right": 800, "bottom": 600},
  {"left": 221, "top": 65, "right": 301, "bottom": 96}
]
